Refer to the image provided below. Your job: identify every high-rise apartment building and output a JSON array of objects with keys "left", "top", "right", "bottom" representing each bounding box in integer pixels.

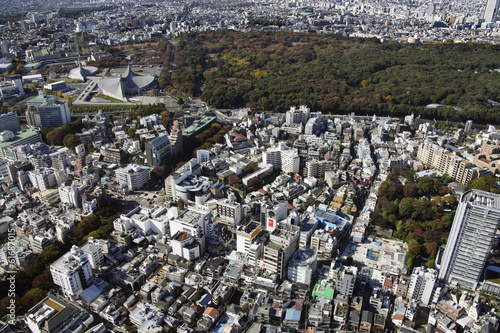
[
  {"left": 169, "top": 120, "right": 184, "bottom": 155},
  {"left": 28, "top": 167, "right": 67, "bottom": 191},
  {"left": 305, "top": 159, "right": 332, "bottom": 178},
  {"left": 484, "top": 0, "right": 500, "bottom": 22},
  {"left": 80, "top": 237, "right": 104, "bottom": 269},
  {"left": 50, "top": 245, "right": 94, "bottom": 298},
  {"left": 438, "top": 190, "right": 500, "bottom": 290},
  {"left": 58, "top": 180, "right": 85, "bottom": 208},
  {"left": 263, "top": 222, "right": 300, "bottom": 280},
  {"left": 145, "top": 134, "right": 172, "bottom": 167},
  {"left": 263, "top": 142, "right": 300, "bottom": 174},
  {"left": 285, "top": 105, "right": 310, "bottom": 125},
  {"left": 408, "top": 267, "right": 437, "bottom": 306},
  {"left": 465, "top": 120, "right": 473, "bottom": 134},
  {"left": 417, "top": 140, "right": 486, "bottom": 185}
]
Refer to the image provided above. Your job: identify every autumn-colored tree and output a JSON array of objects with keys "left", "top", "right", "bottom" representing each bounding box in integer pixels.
[
  {"left": 81, "top": 214, "right": 100, "bottom": 231},
  {"left": 248, "top": 178, "right": 259, "bottom": 187},
  {"left": 426, "top": 259, "right": 436, "bottom": 269},
  {"left": 0, "top": 295, "right": 20, "bottom": 317},
  {"left": 21, "top": 256, "right": 45, "bottom": 280},
  {"left": 424, "top": 242, "right": 439, "bottom": 257},
  {"left": 19, "top": 288, "right": 47, "bottom": 312},
  {"left": 403, "top": 183, "right": 418, "bottom": 198},
  {"left": 152, "top": 165, "right": 170, "bottom": 180},
  {"left": 63, "top": 134, "right": 81, "bottom": 148},
  {"left": 228, "top": 175, "right": 242, "bottom": 185},
  {"left": 443, "top": 195, "right": 458, "bottom": 208},
  {"left": 243, "top": 164, "right": 259, "bottom": 175},
  {"left": 40, "top": 244, "right": 62, "bottom": 265},
  {"left": 423, "top": 229, "right": 441, "bottom": 243},
  {"left": 408, "top": 239, "right": 423, "bottom": 257},
  {"left": 32, "top": 270, "right": 54, "bottom": 290},
  {"left": 46, "top": 128, "right": 66, "bottom": 146},
  {"left": 465, "top": 175, "right": 500, "bottom": 194},
  {"left": 438, "top": 186, "right": 453, "bottom": 196}
]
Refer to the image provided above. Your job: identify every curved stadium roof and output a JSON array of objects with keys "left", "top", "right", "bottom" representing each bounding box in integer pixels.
[
  {"left": 98, "top": 64, "right": 156, "bottom": 101},
  {"left": 69, "top": 62, "right": 98, "bottom": 82}
]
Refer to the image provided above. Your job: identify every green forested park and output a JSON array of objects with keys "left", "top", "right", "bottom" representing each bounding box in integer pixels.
[{"left": 169, "top": 30, "right": 500, "bottom": 123}]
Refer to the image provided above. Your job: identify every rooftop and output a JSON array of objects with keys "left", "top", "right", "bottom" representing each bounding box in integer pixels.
[
  {"left": 266, "top": 240, "right": 282, "bottom": 251},
  {"left": 341, "top": 237, "right": 407, "bottom": 273},
  {"left": 462, "top": 190, "right": 500, "bottom": 211},
  {"left": 182, "top": 116, "right": 216, "bottom": 135},
  {"left": 0, "top": 129, "right": 40, "bottom": 148},
  {"left": 237, "top": 220, "right": 261, "bottom": 235},
  {"left": 177, "top": 209, "right": 204, "bottom": 226},
  {"left": 312, "top": 282, "right": 335, "bottom": 300}
]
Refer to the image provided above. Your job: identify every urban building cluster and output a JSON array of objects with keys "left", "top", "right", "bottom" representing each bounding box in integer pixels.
[
  {"left": 0, "top": 96, "right": 499, "bottom": 333},
  {"left": 0, "top": 1, "right": 499, "bottom": 333},
  {"left": 0, "top": 0, "right": 499, "bottom": 83}
]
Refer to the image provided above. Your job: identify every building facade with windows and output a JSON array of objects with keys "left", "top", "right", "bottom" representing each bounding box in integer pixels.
[
  {"left": 0, "top": 112, "right": 21, "bottom": 133},
  {"left": 438, "top": 190, "right": 500, "bottom": 290},
  {"left": 115, "top": 164, "right": 150, "bottom": 191},
  {"left": 50, "top": 245, "right": 94, "bottom": 298},
  {"left": 145, "top": 134, "right": 172, "bottom": 167}
]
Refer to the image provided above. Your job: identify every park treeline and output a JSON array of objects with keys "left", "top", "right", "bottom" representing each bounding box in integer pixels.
[{"left": 169, "top": 30, "right": 500, "bottom": 123}]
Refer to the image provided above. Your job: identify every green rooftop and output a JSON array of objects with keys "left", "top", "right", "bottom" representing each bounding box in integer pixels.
[
  {"left": 266, "top": 240, "right": 282, "bottom": 251},
  {"left": 0, "top": 129, "right": 40, "bottom": 148},
  {"left": 27, "top": 95, "right": 48, "bottom": 104},
  {"left": 182, "top": 116, "right": 216, "bottom": 135},
  {"left": 312, "top": 282, "right": 335, "bottom": 300}
]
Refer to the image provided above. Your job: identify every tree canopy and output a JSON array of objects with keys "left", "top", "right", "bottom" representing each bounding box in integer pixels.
[
  {"left": 371, "top": 169, "right": 458, "bottom": 272},
  {"left": 169, "top": 31, "right": 500, "bottom": 122}
]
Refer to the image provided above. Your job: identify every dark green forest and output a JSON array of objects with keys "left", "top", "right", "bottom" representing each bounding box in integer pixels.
[{"left": 170, "top": 30, "right": 500, "bottom": 123}]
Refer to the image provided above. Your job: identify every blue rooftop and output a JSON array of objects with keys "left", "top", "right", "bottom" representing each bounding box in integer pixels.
[
  {"left": 313, "top": 208, "right": 349, "bottom": 230},
  {"left": 212, "top": 316, "right": 233, "bottom": 333},
  {"left": 80, "top": 284, "right": 101, "bottom": 303},
  {"left": 285, "top": 309, "right": 301, "bottom": 322}
]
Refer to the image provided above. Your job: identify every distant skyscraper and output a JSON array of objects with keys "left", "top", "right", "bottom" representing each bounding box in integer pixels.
[
  {"left": 438, "top": 190, "right": 500, "bottom": 290},
  {"left": 427, "top": 3, "right": 436, "bottom": 16},
  {"left": 484, "top": 0, "right": 500, "bottom": 22},
  {"left": 465, "top": 120, "right": 473, "bottom": 134}
]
